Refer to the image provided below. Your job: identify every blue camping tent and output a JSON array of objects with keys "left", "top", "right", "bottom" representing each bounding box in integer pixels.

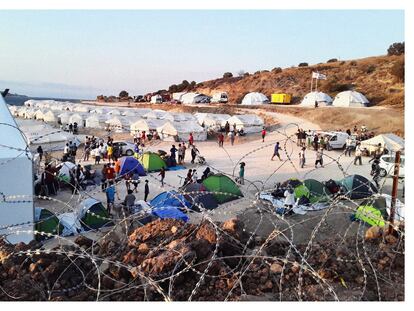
[
  {"left": 152, "top": 206, "right": 189, "bottom": 222},
  {"left": 117, "top": 156, "right": 146, "bottom": 176},
  {"left": 150, "top": 191, "right": 192, "bottom": 210}
]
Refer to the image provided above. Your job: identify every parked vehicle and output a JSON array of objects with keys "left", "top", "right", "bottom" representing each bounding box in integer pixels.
[
  {"left": 111, "top": 141, "right": 136, "bottom": 156},
  {"left": 379, "top": 154, "right": 405, "bottom": 178},
  {"left": 319, "top": 131, "right": 350, "bottom": 150}
]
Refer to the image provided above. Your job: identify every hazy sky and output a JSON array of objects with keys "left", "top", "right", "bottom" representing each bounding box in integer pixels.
[{"left": 0, "top": 10, "right": 404, "bottom": 99}]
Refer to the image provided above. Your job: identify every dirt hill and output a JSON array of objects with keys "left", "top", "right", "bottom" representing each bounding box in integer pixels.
[{"left": 194, "top": 55, "right": 404, "bottom": 109}]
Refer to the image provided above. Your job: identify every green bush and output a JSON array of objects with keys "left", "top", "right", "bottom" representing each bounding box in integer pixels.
[
  {"left": 327, "top": 58, "right": 338, "bottom": 63},
  {"left": 272, "top": 67, "right": 282, "bottom": 73},
  {"left": 223, "top": 72, "right": 233, "bottom": 78},
  {"left": 387, "top": 42, "right": 405, "bottom": 56},
  {"left": 298, "top": 62, "right": 308, "bottom": 67}
]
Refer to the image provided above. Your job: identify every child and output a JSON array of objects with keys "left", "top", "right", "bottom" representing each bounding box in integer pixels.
[{"left": 159, "top": 167, "right": 166, "bottom": 187}]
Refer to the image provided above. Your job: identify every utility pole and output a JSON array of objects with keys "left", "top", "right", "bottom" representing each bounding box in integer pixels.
[{"left": 388, "top": 150, "right": 401, "bottom": 234}]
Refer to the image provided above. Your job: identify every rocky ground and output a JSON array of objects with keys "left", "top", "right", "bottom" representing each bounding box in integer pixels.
[{"left": 0, "top": 218, "right": 404, "bottom": 301}]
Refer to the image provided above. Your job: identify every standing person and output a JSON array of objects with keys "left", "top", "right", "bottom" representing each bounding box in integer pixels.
[
  {"left": 144, "top": 180, "right": 150, "bottom": 202},
  {"left": 313, "top": 135, "right": 319, "bottom": 151},
  {"left": 283, "top": 186, "right": 295, "bottom": 215},
  {"left": 233, "top": 123, "right": 237, "bottom": 133},
  {"left": 296, "top": 129, "right": 301, "bottom": 146},
  {"left": 271, "top": 142, "right": 282, "bottom": 161},
  {"left": 122, "top": 189, "right": 136, "bottom": 210},
  {"left": 224, "top": 121, "right": 230, "bottom": 135},
  {"left": 83, "top": 145, "right": 91, "bottom": 162},
  {"left": 159, "top": 167, "right": 166, "bottom": 187},
  {"left": 177, "top": 144, "right": 184, "bottom": 165},
  {"left": 170, "top": 144, "right": 177, "bottom": 162},
  {"left": 37, "top": 145, "right": 44, "bottom": 163},
  {"left": 239, "top": 162, "right": 245, "bottom": 185},
  {"left": 107, "top": 143, "right": 113, "bottom": 163},
  {"left": 185, "top": 169, "right": 193, "bottom": 185},
  {"left": 371, "top": 159, "right": 381, "bottom": 188},
  {"left": 218, "top": 133, "right": 224, "bottom": 147},
  {"left": 319, "top": 136, "right": 326, "bottom": 150},
  {"left": 228, "top": 130, "right": 235, "bottom": 146},
  {"left": 105, "top": 180, "right": 119, "bottom": 216},
  {"left": 68, "top": 123, "right": 73, "bottom": 133},
  {"left": 354, "top": 143, "right": 363, "bottom": 165},
  {"left": 307, "top": 130, "right": 312, "bottom": 149},
  {"left": 191, "top": 145, "right": 198, "bottom": 164},
  {"left": 125, "top": 172, "right": 132, "bottom": 191},
  {"left": 63, "top": 143, "right": 70, "bottom": 158},
  {"left": 134, "top": 143, "right": 140, "bottom": 159},
  {"left": 345, "top": 136, "right": 353, "bottom": 157},
  {"left": 188, "top": 133, "right": 194, "bottom": 146},
  {"left": 261, "top": 127, "right": 267, "bottom": 142},
  {"left": 182, "top": 143, "right": 187, "bottom": 163},
  {"left": 131, "top": 171, "right": 140, "bottom": 193},
  {"left": 141, "top": 130, "right": 146, "bottom": 141},
  {"left": 299, "top": 147, "right": 306, "bottom": 168},
  {"left": 315, "top": 148, "right": 324, "bottom": 168},
  {"left": 133, "top": 132, "right": 139, "bottom": 144}
]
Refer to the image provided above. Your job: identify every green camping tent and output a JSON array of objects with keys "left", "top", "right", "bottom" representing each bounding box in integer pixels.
[
  {"left": 80, "top": 198, "right": 112, "bottom": 230},
  {"left": 354, "top": 205, "right": 386, "bottom": 227},
  {"left": 34, "top": 207, "right": 64, "bottom": 240},
  {"left": 139, "top": 152, "right": 167, "bottom": 172},
  {"left": 202, "top": 174, "right": 243, "bottom": 204},
  {"left": 303, "top": 179, "right": 332, "bottom": 203}
]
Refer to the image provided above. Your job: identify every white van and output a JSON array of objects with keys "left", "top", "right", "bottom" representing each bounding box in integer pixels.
[
  {"left": 319, "top": 131, "right": 349, "bottom": 150},
  {"left": 379, "top": 154, "right": 405, "bottom": 178},
  {"left": 211, "top": 92, "right": 228, "bottom": 103}
]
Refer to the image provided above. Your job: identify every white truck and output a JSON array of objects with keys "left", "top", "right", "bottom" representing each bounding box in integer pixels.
[{"left": 211, "top": 92, "right": 228, "bottom": 103}]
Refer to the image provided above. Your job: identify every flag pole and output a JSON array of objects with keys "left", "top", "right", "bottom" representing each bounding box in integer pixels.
[
  {"left": 315, "top": 72, "right": 318, "bottom": 92},
  {"left": 310, "top": 74, "right": 313, "bottom": 92}
]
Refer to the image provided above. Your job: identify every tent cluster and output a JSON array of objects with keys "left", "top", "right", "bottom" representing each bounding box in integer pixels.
[
  {"left": 261, "top": 175, "right": 378, "bottom": 211},
  {"left": 34, "top": 199, "right": 113, "bottom": 240},
  {"left": 13, "top": 100, "right": 265, "bottom": 137},
  {"left": 147, "top": 174, "right": 243, "bottom": 221},
  {"left": 300, "top": 90, "right": 369, "bottom": 107}
]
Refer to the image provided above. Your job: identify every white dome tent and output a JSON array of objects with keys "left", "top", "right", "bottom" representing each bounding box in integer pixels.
[
  {"left": 223, "top": 114, "right": 264, "bottom": 133},
  {"left": 130, "top": 119, "right": 167, "bottom": 134},
  {"left": 43, "top": 110, "right": 57, "bottom": 123},
  {"left": 85, "top": 114, "right": 107, "bottom": 129},
  {"left": 69, "top": 113, "right": 85, "bottom": 127},
  {"left": 57, "top": 112, "right": 71, "bottom": 124},
  {"left": 197, "top": 113, "right": 231, "bottom": 130},
  {"left": 157, "top": 121, "right": 207, "bottom": 141},
  {"left": 360, "top": 133, "right": 404, "bottom": 155},
  {"left": 300, "top": 91, "right": 333, "bottom": 107},
  {"left": 332, "top": 91, "right": 369, "bottom": 108},
  {"left": 241, "top": 92, "right": 269, "bottom": 105},
  {"left": 181, "top": 93, "right": 211, "bottom": 105},
  {"left": 144, "top": 109, "right": 172, "bottom": 120}
]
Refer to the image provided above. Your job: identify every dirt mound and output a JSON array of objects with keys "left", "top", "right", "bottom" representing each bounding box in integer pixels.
[{"left": 0, "top": 219, "right": 404, "bottom": 301}]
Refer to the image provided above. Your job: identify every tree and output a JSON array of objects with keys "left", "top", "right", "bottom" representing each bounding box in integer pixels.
[
  {"left": 169, "top": 84, "right": 178, "bottom": 93},
  {"left": 223, "top": 72, "right": 233, "bottom": 78},
  {"left": 387, "top": 42, "right": 405, "bottom": 56},
  {"left": 327, "top": 58, "right": 338, "bottom": 63},
  {"left": 119, "top": 90, "right": 129, "bottom": 98},
  {"left": 271, "top": 67, "right": 282, "bottom": 73},
  {"left": 298, "top": 62, "right": 308, "bottom": 67}
]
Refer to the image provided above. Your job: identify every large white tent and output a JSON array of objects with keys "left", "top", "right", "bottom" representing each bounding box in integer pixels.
[
  {"left": 69, "top": 113, "right": 86, "bottom": 126},
  {"left": 144, "top": 109, "right": 172, "bottom": 120},
  {"left": 157, "top": 121, "right": 207, "bottom": 141},
  {"left": 181, "top": 92, "right": 210, "bottom": 105},
  {"left": 332, "top": 91, "right": 369, "bottom": 107},
  {"left": 85, "top": 114, "right": 107, "bottom": 128},
  {"left": 300, "top": 91, "right": 333, "bottom": 107},
  {"left": 198, "top": 113, "right": 231, "bottom": 129},
  {"left": 43, "top": 110, "right": 57, "bottom": 123},
  {"left": 57, "top": 112, "right": 71, "bottom": 124},
  {"left": 241, "top": 92, "right": 269, "bottom": 105},
  {"left": 34, "top": 109, "right": 47, "bottom": 120},
  {"left": 360, "top": 133, "right": 404, "bottom": 155},
  {"left": 0, "top": 96, "right": 34, "bottom": 244},
  {"left": 130, "top": 118, "right": 167, "bottom": 134},
  {"left": 170, "top": 112, "right": 197, "bottom": 122},
  {"left": 224, "top": 114, "right": 264, "bottom": 133}
]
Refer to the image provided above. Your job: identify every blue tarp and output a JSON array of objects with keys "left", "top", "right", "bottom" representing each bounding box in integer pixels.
[
  {"left": 152, "top": 206, "right": 189, "bottom": 222},
  {"left": 119, "top": 156, "right": 146, "bottom": 176},
  {"left": 150, "top": 191, "right": 192, "bottom": 209}
]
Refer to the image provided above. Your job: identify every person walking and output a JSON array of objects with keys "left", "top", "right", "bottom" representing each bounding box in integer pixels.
[
  {"left": 159, "top": 167, "right": 166, "bottom": 187},
  {"left": 189, "top": 132, "right": 194, "bottom": 146},
  {"left": 177, "top": 144, "right": 184, "bottom": 165},
  {"left": 345, "top": 136, "right": 353, "bottom": 156},
  {"left": 105, "top": 180, "right": 120, "bottom": 216},
  {"left": 37, "top": 145, "right": 44, "bottom": 163},
  {"left": 170, "top": 144, "right": 177, "bottom": 162},
  {"left": 354, "top": 143, "right": 363, "bottom": 165},
  {"left": 299, "top": 147, "right": 306, "bottom": 168},
  {"left": 144, "top": 180, "right": 150, "bottom": 202},
  {"left": 229, "top": 130, "right": 235, "bottom": 146},
  {"left": 371, "top": 159, "right": 381, "bottom": 188},
  {"left": 315, "top": 148, "right": 324, "bottom": 168},
  {"left": 224, "top": 121, "right": 230, "bottom": 135},
  {"left": 271, "top": 142, "right": 282, "bottom": 161},
  {"left": 261, "top": 127, "right": 266, "bottom": 142},
  {"left": 239, "top": 162, "right": 245, "bottom": 185},
  {"left": 191, "top": 145, "right": 197, "bottom": 164},
  {"left": 218, "top": 133, "right": 224, "bottom": 147}
]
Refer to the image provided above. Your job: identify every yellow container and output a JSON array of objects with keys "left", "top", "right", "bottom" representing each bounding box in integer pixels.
[{"left": 271, "top": 93, "right": 292, "bottom": 104}]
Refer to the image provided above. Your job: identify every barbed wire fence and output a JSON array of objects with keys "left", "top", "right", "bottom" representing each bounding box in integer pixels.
[{"left": 0, "top": 115, "right": 405, "bottom": 301}]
